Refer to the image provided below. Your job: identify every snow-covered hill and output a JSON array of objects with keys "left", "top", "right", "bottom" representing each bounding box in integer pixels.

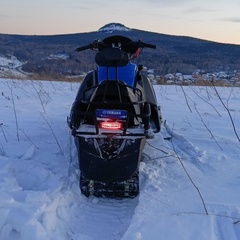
[
  {"left": 0, "top": 79, "right": 240, "bottom": 240},
  {"left": 98, "top": 23, "right": 131, "bottom": 33},
  {"left": 0, "top": 56, "right": 27, "bottom": 78}
]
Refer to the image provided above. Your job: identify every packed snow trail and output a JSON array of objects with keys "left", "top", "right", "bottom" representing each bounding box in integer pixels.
[{"left": 63, "top": 136, "right": 139, "bottom": 240}]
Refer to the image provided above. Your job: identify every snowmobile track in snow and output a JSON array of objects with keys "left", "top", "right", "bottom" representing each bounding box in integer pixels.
[
  {"left": 66, "top": 197, "right": 138, "bottom": 240},
  {"left": 66, "top": 133, "right": 140, "bottom": 240}
]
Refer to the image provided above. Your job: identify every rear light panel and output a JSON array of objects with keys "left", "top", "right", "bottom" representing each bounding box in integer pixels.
[
  {"left": 99, "top": 121, "right": 122, "bottom": 130},
  {"left": 96, "top": 109, "right": 127, "bottom": 131}
]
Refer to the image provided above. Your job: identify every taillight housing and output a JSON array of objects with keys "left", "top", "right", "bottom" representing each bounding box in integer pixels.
[
  {"left": 96, "top": 109, "right": 127, "bottom": 131},
  {"left": 99, "top": 121, "right": 122, "bottom": 130}
]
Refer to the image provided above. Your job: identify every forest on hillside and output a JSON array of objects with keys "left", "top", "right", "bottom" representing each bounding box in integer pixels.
[{"left": 1, "top": 28, "right": 240, "bottom": 78}]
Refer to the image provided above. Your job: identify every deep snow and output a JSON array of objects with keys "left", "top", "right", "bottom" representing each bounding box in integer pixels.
[{"left": 0, "top": 78, "right": 240, "bottom": 240}]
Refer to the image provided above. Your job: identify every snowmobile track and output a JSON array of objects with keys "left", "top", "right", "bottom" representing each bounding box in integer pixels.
[{"left": 65, "top": 194, "right": 139, "bottom": 240}]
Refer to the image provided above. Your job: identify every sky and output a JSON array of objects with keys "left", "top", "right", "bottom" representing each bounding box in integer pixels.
[{"left": 0, "top": 0, "right": 240, "bottom": 45}]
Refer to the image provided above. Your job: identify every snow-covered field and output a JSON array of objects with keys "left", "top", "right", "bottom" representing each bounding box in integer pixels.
[{"left": 0, "top": 78, "right": 240, "bottom": 240}]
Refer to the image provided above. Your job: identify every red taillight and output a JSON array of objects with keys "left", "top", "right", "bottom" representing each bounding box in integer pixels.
[{"left": 100, "top": 121, "right": 122, "bottom": 130}]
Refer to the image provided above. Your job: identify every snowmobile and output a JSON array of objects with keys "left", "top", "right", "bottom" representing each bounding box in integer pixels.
[{"left": 68, "top": 35, "right": 161, "bottom": 198}]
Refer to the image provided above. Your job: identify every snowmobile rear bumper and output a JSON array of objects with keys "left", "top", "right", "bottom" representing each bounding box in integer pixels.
[{"left": 74, "top": 135, "right": 146, "bottom": 183}]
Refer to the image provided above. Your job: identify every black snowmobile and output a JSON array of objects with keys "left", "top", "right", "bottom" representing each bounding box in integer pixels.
[{"left": 68, "top": 35, "right": 161, "bottom": 198}]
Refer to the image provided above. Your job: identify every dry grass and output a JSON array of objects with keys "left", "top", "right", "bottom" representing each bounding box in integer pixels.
[
  {"left": 0, "top": 73, "right": 238, "bottom": 87},
  {"left": 0, "top": 73, "right": 85, "bottom": 83}
]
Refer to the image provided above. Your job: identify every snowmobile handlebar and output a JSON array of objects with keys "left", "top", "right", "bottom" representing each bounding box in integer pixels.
[
  {"left": 75, "top": 39, "right": 156, "bottom": 52},
  {"left": 138, "top": 42, "right": 156, "bottom": 49},
  {"left": 75, "top": 44, "right": 93, "bottom": 52}
]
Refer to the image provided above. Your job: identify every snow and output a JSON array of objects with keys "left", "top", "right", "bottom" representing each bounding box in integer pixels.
[
  {"left": 47, "top": 54, "right": 69, "bottom": 61},
  {"left": 0, "top": 78, "right": 240, "bottom": 240},
  {"left": 98, "top": 23, "right": 130, "bottom": 33},
  {"left": 0, "top": 56, "right": 27, "bottom": 78}
]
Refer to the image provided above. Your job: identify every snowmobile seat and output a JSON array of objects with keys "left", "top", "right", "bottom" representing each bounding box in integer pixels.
[{"left": 97, "top": 62, "right": 137, "bottom": 87}]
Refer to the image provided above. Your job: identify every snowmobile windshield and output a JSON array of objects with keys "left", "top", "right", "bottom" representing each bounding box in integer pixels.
[{"left": 95, "top": 48, "right": 129, "bottom": 67}]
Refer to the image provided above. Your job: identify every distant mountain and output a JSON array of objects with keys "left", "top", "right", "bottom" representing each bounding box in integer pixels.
[{"left": 0, "top": 23, "right": 240, "bottom": 78}]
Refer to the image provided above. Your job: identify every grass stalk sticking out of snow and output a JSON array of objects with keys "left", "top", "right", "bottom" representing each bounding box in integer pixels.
[
  {"left": 210, "top": 80, "right": 240, "bottom": 143},
  {"left": 19, "top": 127, "right": 39, "bottom": 149},
  {"left": 0, "top": 145, "right": 6, "bottom": 156},
  {"left": 194, "top": 106, "right": 223, "bottom": 150},
  {"left": 179, "top": 85, "right": 223, "bottom": 150},
  {"left": 180, "top": 85, "right": 193, "bottom": 113},
  {"left": 41, "top": 113, "right": 64, "bottom": 156},
  {"left": 164, "top": 122, "right": 209, "bottom": 215},
  {"left": 8, "top": 82, "right": 20, "bottom": 141},
  {"left": 31, "top": 81, "right": 46, "bottom": 113},
  {"left": 0, "top": 123, "right": 8, "bottom": 142},
  {"left": 188, "top": 86, "right": 221, "bottom": 117},
  {"left": 30, "top": 80, "right": 53, "bottom": 113},
  {"left": 171, "top": 139, "right": 209, "bottom": 215}
]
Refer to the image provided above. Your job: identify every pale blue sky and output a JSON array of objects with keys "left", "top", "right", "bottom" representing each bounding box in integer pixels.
[{"left": 0, "top": 0, "right": 240, "bottom": 44}]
